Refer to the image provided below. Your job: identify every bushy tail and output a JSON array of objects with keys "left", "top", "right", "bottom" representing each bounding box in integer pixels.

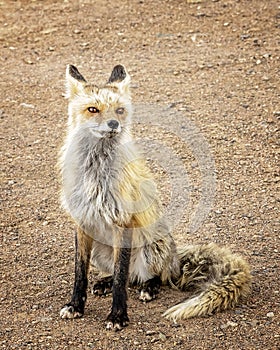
[{"left": 163, "top": 243, "right": 251, "bottom": 322}]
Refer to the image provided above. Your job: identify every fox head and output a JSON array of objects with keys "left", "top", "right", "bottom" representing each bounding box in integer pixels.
[{"left": 65, "top": 64, "right": 132, "bottom": 138}]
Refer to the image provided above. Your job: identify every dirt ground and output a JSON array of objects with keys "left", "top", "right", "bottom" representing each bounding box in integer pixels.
[{"left": 1, "top": 0, "right": 279, "bottom": 349}]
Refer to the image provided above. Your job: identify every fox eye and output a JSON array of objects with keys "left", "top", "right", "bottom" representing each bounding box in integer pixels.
[
  {"left": 116, "top": 107, "right": 125, "bottom": 115},
  {"left": 88, "top": 107, "right": 99, "bottom": 113}
]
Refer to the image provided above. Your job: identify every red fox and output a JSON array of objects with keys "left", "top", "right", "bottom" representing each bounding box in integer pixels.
[{"left": 59, "top": 64, "right": 251, "bottom": 330}]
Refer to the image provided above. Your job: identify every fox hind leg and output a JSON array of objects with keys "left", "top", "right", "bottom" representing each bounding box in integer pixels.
[
  {"left": 92, "top": 276, "right": 113, "bottom": 296},
  {"left": 60, "top": 228, "right": 93, "bottom": 319}
]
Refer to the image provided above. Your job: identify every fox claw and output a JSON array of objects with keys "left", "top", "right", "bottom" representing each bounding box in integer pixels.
[
  {"left": 92, "top": 276, "right": 113, "bottom": 296},
  {"left": 106, "top": 311, "right": 129, "bottom": 331},
  {"left": 60, "top": 304, "right": 83, "bottom": 319}
]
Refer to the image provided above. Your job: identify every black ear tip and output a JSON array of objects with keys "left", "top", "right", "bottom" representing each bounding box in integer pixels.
[
  {"left": 67, "top": 65, "right": 87, "bottom": 82},
  {"left": 68, "top": 64, "right": 77, "bottom": 73},
  {"left": 113, "top": 64, "right": 126, "bottom": 73},
  {"left": 108, "top": 65, "right": 127, "bottom": 83}
]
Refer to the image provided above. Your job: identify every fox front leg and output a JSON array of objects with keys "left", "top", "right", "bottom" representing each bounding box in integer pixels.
[
  {"left": 60, "top": 228, "right": 93, "bottom": 319},
  {"left": 106, "top": 228, "right": 132, "bottom": 331}
]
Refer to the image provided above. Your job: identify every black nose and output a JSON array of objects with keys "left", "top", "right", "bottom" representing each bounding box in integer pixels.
[{"left": 107, "top": 119, "right": 119, "bottom": 130}]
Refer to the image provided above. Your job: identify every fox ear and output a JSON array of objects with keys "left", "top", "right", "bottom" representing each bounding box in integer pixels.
[
  {"left": 108, "top": 65, "right": 130, "bottom": 95},
  {"left": 65, "top": 65, "right": 87, "bottom": 99}
]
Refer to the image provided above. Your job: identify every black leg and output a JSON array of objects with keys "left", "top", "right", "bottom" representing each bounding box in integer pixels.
[
  {"left": 60, "top": 228, "right": 93, "bottom": 319},
  {"left": 106, "top": 228, "right": 132, "bottom": 330},
  {"left": 139, "top": 276, "right": 162, "bottom": 302}
]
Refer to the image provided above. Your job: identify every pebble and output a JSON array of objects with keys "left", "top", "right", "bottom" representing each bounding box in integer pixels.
[
  {"left": 249, "top": 320, "right": 259, "bottom": 327},
  {"left": 146, "top": 330, "right": 156, "bottom": 336},
  {"left": 266, "top": 312, "right": 274, "bottom": 318},
  {"left": 23, "top": 59, "right": 34, "bottom": 65},
  {"left": 220, "top": 321, "right": 238, "bottom": 329},
  {"left": 241, "top": 34, "right": 250, "bottom": 40},
  {"left": 20, "top": 103, "right": 35, "bottom": 109},
  {"left": 263, "top": 53, "right": 271, "bottom": 59}
]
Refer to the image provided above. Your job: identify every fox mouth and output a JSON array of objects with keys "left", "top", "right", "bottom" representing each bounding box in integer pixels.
[
  {"left": 87, "top": 123, "right": 121, "bottom": 138},
  {"left": 107, "top": 129, "right": 121, "bottom": 138}
]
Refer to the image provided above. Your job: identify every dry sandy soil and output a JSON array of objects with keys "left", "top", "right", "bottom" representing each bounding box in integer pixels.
[{"left": 1, "top": 0, "right": 279, "bottom": 349}]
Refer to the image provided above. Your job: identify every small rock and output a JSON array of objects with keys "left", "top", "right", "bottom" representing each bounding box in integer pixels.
[
  {"left": 266, "top": 312, "right": 274, "bottom": 318},
  {"left": 40, "top": 316, "right": 52, "bottom": 322},
  {"left": 159, "top": 333, "right": 167, "bottom": 341},
  {"left": 235, "top": 309, "right": 244, "bottom": 315},
  {"left": 20, "top": 103, "right": 35, "bottom": 109},
  {"left": 240, "top": 34, "right": 250, "bottom": 40},
  {"left": 23, "top": 59, "right": 34, "bottom": 65},
  {"left": 220, "top": 321, "right": 238, "bottom": 329},
  {"left": 171, "top": 323, "right": 181, "bottom": 328},
  {"left": 249, "top": 320, "right": 259, "bottom": 327},
  {"left": 150, "top": 338, "right": 158, "bottom": 343},
  {"left": 146, "top": 330, "right": 156, "bottom": 336},
  {"left": 263, "top": 53, "right": 271, "bottom": 59},
  {"left": 42, "top": 28, "right": 57, "bottom": 35},
  {"left": 168, "top": 103, "right": 176, "bottom": 109}
]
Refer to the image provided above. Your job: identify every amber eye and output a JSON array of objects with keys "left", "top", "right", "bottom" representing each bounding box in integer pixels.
[
  {"left": 88, "top": 107, "right": 99, "bottom": 113},
  {"left": 116, "top": 107, "right": 125, "bottom": 115}
]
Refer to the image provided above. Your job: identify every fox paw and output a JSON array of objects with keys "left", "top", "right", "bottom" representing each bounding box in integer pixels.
[
  {"left": 139, "top": 276, "right": 161, "bottom": 302},
  {"left": 92, "top": 276, "right": 113, "bottom": 296},
  {"left": 60, "top": 305, "right": 83, "bottom": 319},
  {"left": 139, "top": 289, "right": 156, "bottom": 302},
  {"left": 106, "top": 310, "right": 129, "bottom": 331}
]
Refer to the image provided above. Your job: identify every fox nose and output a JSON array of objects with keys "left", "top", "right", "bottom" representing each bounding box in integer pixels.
[{"left": 107, "top": 119, "right": 119, "bottom": 130}]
